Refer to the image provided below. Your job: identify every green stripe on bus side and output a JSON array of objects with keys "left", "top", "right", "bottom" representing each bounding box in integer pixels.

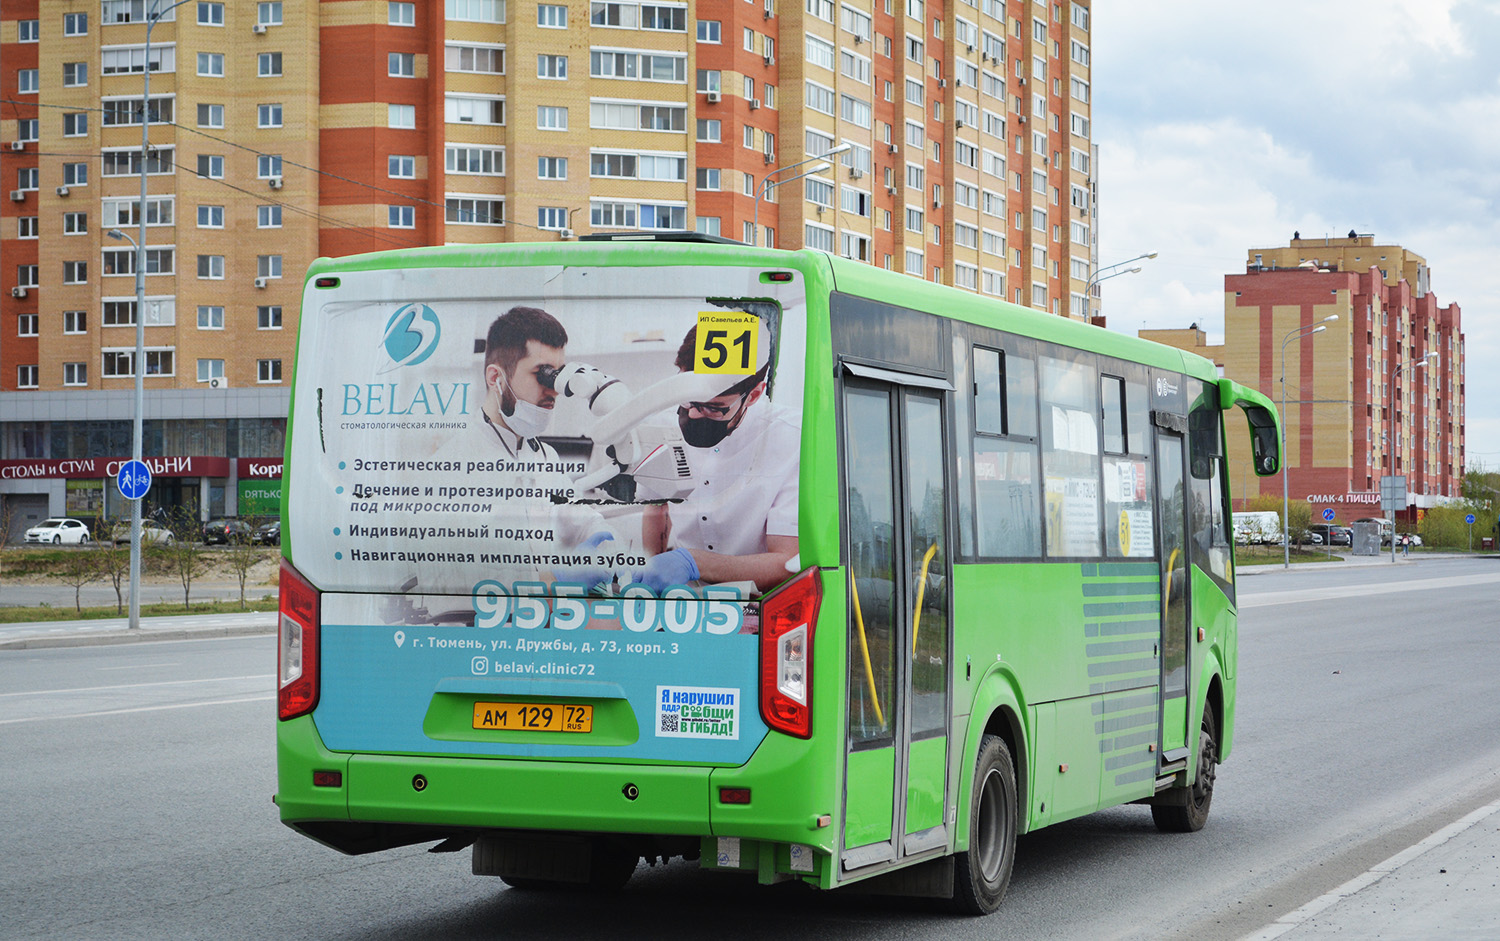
[{"left": 1081, "top": 564, "right": 1162, "bottom": 796}]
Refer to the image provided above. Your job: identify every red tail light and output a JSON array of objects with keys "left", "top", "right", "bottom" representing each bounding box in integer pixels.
[
  {"left": 278, "top": 559, "right": 321, "bottom": 720},
  {"left": 759, "top": 567, "right": 822, "bottom": 738}
]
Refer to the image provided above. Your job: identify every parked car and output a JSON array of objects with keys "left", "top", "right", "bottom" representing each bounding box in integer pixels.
[
  {"left": 111, "top": 521, "right": 176, "bottom": 545},
  {"left": 252, "top": 520, "right": 281, "bottom": 546},
  {"left": 1307, "top": 523, "right": 1351, "bottom": 546},
  {"left": 24, "top": 517, "right": 92, "bottom": 544},
  {"left": 202, "top": 518, "right": 253, "bottom": 544}
]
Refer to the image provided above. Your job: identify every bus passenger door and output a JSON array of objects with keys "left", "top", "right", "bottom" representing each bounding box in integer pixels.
[
  {"left": 1154, "top": 423, "right": 1191, "bottom": 760},
  {"left": 840, "top": 375, "right": 952, "bottom": 872}
]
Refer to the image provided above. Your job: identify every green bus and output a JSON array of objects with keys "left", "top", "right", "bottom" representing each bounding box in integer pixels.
[{"left": 275, "top": 235, "right": 1280, "bottom": 913}]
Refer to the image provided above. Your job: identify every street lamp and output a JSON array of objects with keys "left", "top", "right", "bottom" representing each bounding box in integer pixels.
[
  {"left": 113, "top": 0, "right": 193, "bottom": 631},
  {"left": 1084, "top": 251, "right": 1157, "bottom": 319},
  {"left": 1383, "top": 350, "right": 1439, "bottom": 562},
  {"left": 106, "top": 229, "right": 146, "bottom": 631},
  {"left": 1280, "top": 314, "right": 1338, "bottom": 568},
  {"left": 751, "top": 143, "right": 853, "bottom": 247}
]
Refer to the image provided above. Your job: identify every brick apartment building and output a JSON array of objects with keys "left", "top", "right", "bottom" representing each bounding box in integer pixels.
[
  {"left": 1, "top": 0, "right": 1095, "bottom": 537},
  {"left": 1144, "top": 234, "right": 1465, "bottom": 524}
]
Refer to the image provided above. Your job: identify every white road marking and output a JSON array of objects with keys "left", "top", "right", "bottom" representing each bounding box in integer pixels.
[
  {"left": 1239, "top": 799, "right": 1500, "bottom": 940},
  {"left": 0, "top": 694, "right": 275, "bottom": 725},
  {"left": 0, "top": 674, "right": 273, "bottom": 699},
  {"left": 1240, "top": 571, "right": 1500, "bottom": 608}
]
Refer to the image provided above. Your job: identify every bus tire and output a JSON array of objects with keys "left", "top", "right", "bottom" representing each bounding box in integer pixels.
[
  {"left": 1152, "top": 707, "right": 1218, "bottom": 833},
  {"left": 948, "top": 734, "right": 1017, "bottom": 915}
]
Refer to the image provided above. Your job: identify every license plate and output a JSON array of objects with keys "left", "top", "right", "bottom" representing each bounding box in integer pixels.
[{"left": 472, "top": 701, "right": 593, "bottom": 733}]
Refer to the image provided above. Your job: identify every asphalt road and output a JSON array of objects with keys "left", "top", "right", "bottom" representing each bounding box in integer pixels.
[{"left": 2, "top": 557, "right": 1498, "bottom": 940}]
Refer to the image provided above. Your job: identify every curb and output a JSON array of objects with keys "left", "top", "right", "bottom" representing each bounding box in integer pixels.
[{"left": 0, "top": 622, "right": 275, "bottom": 651}]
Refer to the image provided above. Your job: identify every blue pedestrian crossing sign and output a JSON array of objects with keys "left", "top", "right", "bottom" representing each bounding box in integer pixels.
[
  {"left": 117, "top": 460, "right": 152, "bottom": 500},
  {"left": 1321, "top": 508, "right": 1335, "bottom": 521}
]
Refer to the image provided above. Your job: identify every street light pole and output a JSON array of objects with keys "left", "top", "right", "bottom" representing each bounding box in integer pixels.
[
  {"left": 117, "top": 0, "right": 193, "bottom": 631},
  {"left": 1084, "top": 251, "right": 1157, "bottom": 320},
  {"left": 751, "top": 143, "right": 852, "bottom": 246},
  {"left": 1280, "top": 315, "right": 1338, "bottom": 568},
  {"left": 1383, "top": 351, "right": 1439, "bottom": 562}
]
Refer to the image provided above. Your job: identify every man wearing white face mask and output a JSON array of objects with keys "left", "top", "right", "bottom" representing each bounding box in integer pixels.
[{"left": 481, "top": 306, "right": 569, "bottom": 457}]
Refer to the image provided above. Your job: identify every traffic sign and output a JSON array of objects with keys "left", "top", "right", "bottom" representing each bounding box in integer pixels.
[
  {"left": 117, "top": 459, "right": 152, "bottom": 500},
  {"left": 1467, "top": 514, "right": 1476, "bottom": 525},
  {"left": 1322, "top": 508, "right": 1335, "bottom": 522}
]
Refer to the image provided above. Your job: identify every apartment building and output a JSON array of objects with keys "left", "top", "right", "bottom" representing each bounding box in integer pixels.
[
  {"left": 1144, "top": 234, "right": 1466, "bottom": 523},
  {"left": 0, "top": 0, "right": 1094, "bottom": 534}
]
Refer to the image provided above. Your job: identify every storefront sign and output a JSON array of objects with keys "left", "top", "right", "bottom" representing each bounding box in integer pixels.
[{"left": 0, "top": 456, "right": 230, "bottom": 480}]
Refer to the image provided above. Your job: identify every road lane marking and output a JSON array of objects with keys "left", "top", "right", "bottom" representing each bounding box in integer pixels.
[
  {"left": 1240, "top": 798, "right": 1500, "bottom": 940},
  {"left": 1240, "top": 571, "right": 1500, "bottom": 608},
  {"left": 0, "top": 674, "right": 273, "bottom": 699},
  {"left": 0, "top": 694, "right": 275, "bottom": 725}
]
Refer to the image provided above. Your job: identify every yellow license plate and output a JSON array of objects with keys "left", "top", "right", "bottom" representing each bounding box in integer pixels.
[{"left": 472, "top": 701, "right": 593, "bottom": 733}]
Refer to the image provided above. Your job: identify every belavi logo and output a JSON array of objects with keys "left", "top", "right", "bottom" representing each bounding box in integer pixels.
[{"left": 378, "top": 304, "right": 442, "bottom": 373}]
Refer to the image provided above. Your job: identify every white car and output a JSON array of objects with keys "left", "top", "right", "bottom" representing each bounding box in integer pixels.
[
  {"left": 111, "top": 521, "right": 176, "bottom": 546},
  {"left": 24, "top": 518, "right": 93, "bottom": 545}
]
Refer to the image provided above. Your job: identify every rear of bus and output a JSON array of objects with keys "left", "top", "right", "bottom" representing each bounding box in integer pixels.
[{"left": 274, "top": 241, "right": 840, "bottom": 887}]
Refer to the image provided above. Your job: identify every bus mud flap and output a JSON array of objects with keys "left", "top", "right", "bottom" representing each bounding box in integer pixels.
[{"left": 839, "top": 856, "right": 954, "bottom": 899}]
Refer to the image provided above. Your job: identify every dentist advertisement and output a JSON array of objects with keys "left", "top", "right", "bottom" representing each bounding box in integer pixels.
[{"left": 292, "top": 283, "right": 804, "bottom": 608}]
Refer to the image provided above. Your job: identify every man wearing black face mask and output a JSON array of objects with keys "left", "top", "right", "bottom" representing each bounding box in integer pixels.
[{"left": 635, "top": 324, "right": 800, "bottom": 594}]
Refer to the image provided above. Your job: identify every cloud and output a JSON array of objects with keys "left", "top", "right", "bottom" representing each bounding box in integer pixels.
[{"left": 1095, "top": 0, "right": 1500, "bottom": 471}]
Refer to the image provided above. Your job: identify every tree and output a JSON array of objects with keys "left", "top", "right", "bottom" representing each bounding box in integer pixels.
[
  {"left": 54, "top": 543, "right": 101, "bottom": 613},
  {"left": 222, "top": 522, "right": 268, "bottom": 610},
  {"left": 96, "top": 539, "right": 131, "bottom": 615},
  {"left": 159, "top": 508, "right": 207, "bottom": 611}
]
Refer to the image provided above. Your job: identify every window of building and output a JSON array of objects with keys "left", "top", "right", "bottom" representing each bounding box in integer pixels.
[
  {"left": 257, "top": 154, "right": 283, "bottom": 178},
  {"left": 198, "top": 306, "right": 224, "bottom": 329},
  {"left": 538, "top": 156, "right": 568, "bottom": 179},
  {"left": 538, "top": 3, "right": 566, "bottom": 26},
  {"left": 63, "top": 62, "right": 88, "bottom": 87},
  {"left": 537, "top": 106, "right": 567, "bottom": 129},
  {"left": 63, "top": 113, "right": 88, "bottom": 137},
  {"left": 446, "top": 197, "right": 505, "bottom": 224},
  {"left": 197, "top": 359, "right": 225, "bottom": 383},
  {"left": 447, "top": 0, "right": 506, "bottom": 22},
  {"left": 444, "top": 95, "right": 505, "bottom": 124},
  {"left": 538, "top": 54, "right": 568, "bottom": 78},
  {"left": 64, "top": 310, "right": 87, "bottom": 334},
  {"left": 446, "top": 43, "right": 505, "bottom": 73},
  {"left": 258, "top": 1, "right": 283, "bottom": 25},
  {"left": 696, "top": 118, "right": 720, "bottom": 142},
  {"left": 197, "top": 2, "right": 224, "bottom": 25},
  {"left": 389, "top": 52, "right": 416, "bottom": 76},
  {"left": 258, "top": 205, "right": 282, "bottom": 227},
  {"left": 197, "top": 52, "right": 224, "bottom": 76},
  {"left": 697, "top": 19, "right": 720, "bottom": 41},
  {"left": 62, "top": 261, "right": 88, "bottom": 284},
  {"left": 198, "top": 255, "right": 225, "bottom": 279},
  {"left": 18, "top": 69, "right": 39, "bottom": 94},
  {"left": 258, "top": 104, "right": 283, "bottom": 128},
  {"left": 258, "top": 52, "right": 283, "bottom": 76},
  {"left": 17, "top": 366, "right": 39, "bottom": 389},
  {"left": 19, "top": 19, "right": 39, "bottom": 40},
  {"left": 258, "top": 306, "right": 282, "bottom": 329},
  {"left": 389, "top": 155, "right": 416, "bottom": 178},
  {"left": 445, "top": 146, "right": 504, "bottom": 175},
  {"left": 64, "top": 363, "right": 87, "bottom": 386},
  {"left": 538, "top": 206, "right": 568, "bottom": 229},
  {"left": 387, "top": 205, "right": 415, "bottom": 228},
  {"left": 18, "top": 314, "right": 39, "bottom": 336},
  {"left": 389, "top": 104, "right": 416, "bottom": 128},
  {"left": 197, "top": 103, "right": 224, "bottom": 128},
  {"left": 17, "top": 217, "right": 38, "bottom": 239},
  {"left": 258, "top": 359, "right": 283, "bottom": 383},
  {"left": 258, "top": 255, "right": 282, "bottom": 279}
]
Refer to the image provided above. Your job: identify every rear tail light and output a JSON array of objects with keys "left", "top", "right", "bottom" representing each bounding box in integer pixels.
[
  {"left": 278, "top": 559, "right": 321, "bottom": 720},
  {"left": 759, "top": 567, "right": 822, "bottom": 738}
]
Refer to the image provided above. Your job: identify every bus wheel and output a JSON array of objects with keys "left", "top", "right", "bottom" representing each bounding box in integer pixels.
[
  {"left": 949, "top": 734, "right": 1017, "bottom": 914},
  {"left": 1153, "top": 708, "right": 1218, "bottom": 833}
]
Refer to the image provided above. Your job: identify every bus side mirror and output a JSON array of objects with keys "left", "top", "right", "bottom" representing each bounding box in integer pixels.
[{"left": 1247, "top": 408, "right": 1280, "bottom": 475}]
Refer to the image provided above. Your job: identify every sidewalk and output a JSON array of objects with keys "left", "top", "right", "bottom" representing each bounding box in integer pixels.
[
  {"left": 1244, "top": 799, "right": 1500, "bottom": 940},
  {"left": 1236, "top": 550, "right": 1478, "bottom": 576},
  {"left": 0, "top": 610, "right": 276, "bottom": 650}
]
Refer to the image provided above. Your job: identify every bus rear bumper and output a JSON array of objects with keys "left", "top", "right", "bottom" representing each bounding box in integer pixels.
[{"left": 276, "top": 715, "right": 715, "bottom": 853}]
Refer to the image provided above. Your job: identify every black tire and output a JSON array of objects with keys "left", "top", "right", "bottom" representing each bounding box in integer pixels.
[
  {"left": 1152, "top": 707, "right": 1218, "bottom": 833},
  {"left": 949, "top": 734, "right": 1018, "bottom": 915}
]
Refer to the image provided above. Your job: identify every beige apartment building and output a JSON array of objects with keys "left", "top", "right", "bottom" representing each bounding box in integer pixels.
[{"left": 1, "top": 0, "right": 1094, "bottom": 533}]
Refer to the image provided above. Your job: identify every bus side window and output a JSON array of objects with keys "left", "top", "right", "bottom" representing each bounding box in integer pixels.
[
  {"left": 1188, "top": 381, "right": 1233, "bottom": 595},
  {"left": 971, "top": 342, "right": 1041, "bottom": 559}
]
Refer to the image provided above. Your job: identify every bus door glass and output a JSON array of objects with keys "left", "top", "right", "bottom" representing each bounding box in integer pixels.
[
  {"left": 1153, "top": 420, "right": 1191, "bottom": 760},
  {"left": 840, "top": 374, "right": 952, "bottom": 869}
]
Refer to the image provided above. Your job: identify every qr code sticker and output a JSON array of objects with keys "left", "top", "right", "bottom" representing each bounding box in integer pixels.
[{"left": 660, "top": 713, "right": 680, "bottom": 733}]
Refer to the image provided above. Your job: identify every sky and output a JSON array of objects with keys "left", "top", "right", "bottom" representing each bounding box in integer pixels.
[{"left": 1092, "top": 0, "right": 1500, "bottom": 470}]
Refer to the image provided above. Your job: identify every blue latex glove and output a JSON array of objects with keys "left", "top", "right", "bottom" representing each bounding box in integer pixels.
[
  {"left": 558, "top": 531, "right": 615, "bottom": 593},
  {"left": 631, "top": 547, "right": 700, "bottom": 593}
]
